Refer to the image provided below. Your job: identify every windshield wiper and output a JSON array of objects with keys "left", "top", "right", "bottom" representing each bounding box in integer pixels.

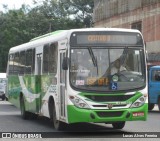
[{"left": 88, "top": 47, "right": 98, "bottom": 75}]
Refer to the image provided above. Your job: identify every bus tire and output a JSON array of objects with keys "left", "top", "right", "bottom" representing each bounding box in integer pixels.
[
  {"left": 112, "top": 121, "right": 125, "bottom": 129},
  {"left": 148, "top": 103, "right": 155, "bottom": 111},
  {"left": 20, "top": 96, "right": 29, "bottom": 120},
  {"left": 50, "top": 100, "right": 66, "bottom": 130}
]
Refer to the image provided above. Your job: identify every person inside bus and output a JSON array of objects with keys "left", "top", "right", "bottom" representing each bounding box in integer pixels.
[{"left": 109, "top": 58, "right": 126, "bottom": 75}]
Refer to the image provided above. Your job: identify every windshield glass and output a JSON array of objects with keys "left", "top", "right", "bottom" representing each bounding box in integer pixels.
[{"left": 70, "top": 47, "right": 145, "bottom": 92}]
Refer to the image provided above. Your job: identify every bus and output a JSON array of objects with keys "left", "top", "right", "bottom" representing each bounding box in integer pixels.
[{"left": 7, "top": 28, "right": 148, "bottom": 130}]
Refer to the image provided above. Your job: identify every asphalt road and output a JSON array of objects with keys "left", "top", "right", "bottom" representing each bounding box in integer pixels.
[{"left": 0, "top": 100, "right": 160, "bottom": 140}]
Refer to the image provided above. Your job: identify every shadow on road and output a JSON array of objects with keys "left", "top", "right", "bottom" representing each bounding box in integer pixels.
[
  {"left": 30, "top": 116, "right": 132, "bottom": 138},
  {"left": 148, "top": 110, "right": 159, "bottom": 114}
]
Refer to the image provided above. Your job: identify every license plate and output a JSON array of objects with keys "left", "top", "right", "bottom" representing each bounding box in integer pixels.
[{"left": 132, "top": 112, "right": 144, "bottom": 117}]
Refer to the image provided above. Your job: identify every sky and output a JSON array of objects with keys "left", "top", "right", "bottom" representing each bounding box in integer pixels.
[{"left": 0, "top": 0, "right": 41, "bottom": 11}]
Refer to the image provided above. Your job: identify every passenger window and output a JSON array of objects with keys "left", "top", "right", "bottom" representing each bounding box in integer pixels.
[
  {"left": 43, "top": 44, "right": 49, "bottom": 73},
  {"left": 152, "top": 70, "right": 160, "bottom": 81},
  {"left": 155, "top": 74, "right": 160, "bottom": 81}
]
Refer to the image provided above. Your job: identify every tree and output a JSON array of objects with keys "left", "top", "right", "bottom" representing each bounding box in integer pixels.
[
  {"left": 61, "top": 0, "right": 94, "bottom": 27},
  {"left": 0, "top": 0, "right": 94, "bottom": 72}
]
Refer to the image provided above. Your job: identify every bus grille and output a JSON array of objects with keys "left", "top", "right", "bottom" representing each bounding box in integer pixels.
[
  {"left": 85, "top": 94, "right": 135, "bottom": 102},
  {"left": 96, "top": 111, "right": 124, "bottom": 117}
]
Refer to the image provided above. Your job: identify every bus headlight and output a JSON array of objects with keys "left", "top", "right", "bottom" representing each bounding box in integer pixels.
[
  {"left": 69, "top": 96, "right": 90, "bottom": 109},
  {"left": 131, "top": 96, "right": 147, "bottom": 108}
]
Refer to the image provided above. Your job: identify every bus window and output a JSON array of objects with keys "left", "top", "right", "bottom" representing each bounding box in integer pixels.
[
  {"left": 26, "top": 49, "right": 32, "bottom": 74},
  {"left": 49, "top": 43, "right": 58, "bottom": 73},
  {"left": 43, "top": 44, "right": 49, "bottom": 74},
  {"left": 14, "top": 52, "right": 20, "bottom": 74},
  {"left": 9, "top": 54, "right": 14, "bottom": 75},
  {"left": 32, "top": 49, "right": 35, "bottom": 74},
  {"left": 19, "top": 51, "right": 26, "bottom": 75},
  {"left": 152, "top": 70, "right": 160, "bottom": 81}
]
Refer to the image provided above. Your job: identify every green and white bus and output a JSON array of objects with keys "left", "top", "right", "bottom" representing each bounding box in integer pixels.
[{"left": 7, "top": 28, "right": 148, "bottom": 130}]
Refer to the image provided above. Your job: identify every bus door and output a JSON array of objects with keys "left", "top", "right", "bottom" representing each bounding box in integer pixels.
[{"left": 59, "top": 49, "right": 67, "bottom": 120}]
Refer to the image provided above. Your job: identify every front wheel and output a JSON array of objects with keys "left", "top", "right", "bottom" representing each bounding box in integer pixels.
[
  {"left": 51, "top": 101, "right": 66, "bottom": 130},
  {"left": 112, "top": 122, "right": 125, "bottom": 129}
]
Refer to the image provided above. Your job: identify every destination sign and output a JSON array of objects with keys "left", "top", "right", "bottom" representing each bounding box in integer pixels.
[{"left": 70, "top": 31, "right": 143, "bottom": 47}]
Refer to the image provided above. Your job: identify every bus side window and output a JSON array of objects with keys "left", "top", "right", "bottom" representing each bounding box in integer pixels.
[
  {"left": 32, "top": 49, "right": 35, "bottom": 74},
  {"left": 26, "top": 49, "right": 32, "bottom": 74},
  {"left": 14, "top": 53, "right": 20, "bottom": 74},
  {"left": 9, "top": 54, "right": 14, "bottom": 75},
  {"left": 155, "top": 74, "right": 160, "bottom": 81},
  {"left": 49, "top": 42, "right": 58, "bottom": 73},
  {"left": 19, "top": 51, "right": 26, "bottom": 75},
  {"left": 43, "top": 44, "right": 49, "bottom": 74}
]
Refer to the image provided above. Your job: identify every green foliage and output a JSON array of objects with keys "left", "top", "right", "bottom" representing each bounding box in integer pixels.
[{"left": 0, "top": 0, "right": 93, "bottom": 72}]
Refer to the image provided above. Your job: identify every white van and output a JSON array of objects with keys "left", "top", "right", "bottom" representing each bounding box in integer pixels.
[{"left": 0, "top": 73, "right": 7, "bottom": 101}]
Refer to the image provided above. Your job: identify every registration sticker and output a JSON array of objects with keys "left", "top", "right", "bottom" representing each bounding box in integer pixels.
[
  {"left": 133, "top": 112, "right": 144, "bottom": 117},
  {"left": 76, "top": 80, "right": 84, "bottom": 85}
]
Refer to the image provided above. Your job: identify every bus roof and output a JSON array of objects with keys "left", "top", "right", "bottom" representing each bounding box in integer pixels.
[{"left": 9, "top": 28, "right": 141, "bottom": 54}]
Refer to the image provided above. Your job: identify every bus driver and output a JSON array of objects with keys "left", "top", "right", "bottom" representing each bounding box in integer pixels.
[{"left": 110, "top": 59, "right": 126, "bottom": 75}]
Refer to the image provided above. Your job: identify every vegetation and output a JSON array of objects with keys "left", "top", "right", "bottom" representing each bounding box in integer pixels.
[{"left": 0, "top": 0, "right": 93, "bottom": 72}]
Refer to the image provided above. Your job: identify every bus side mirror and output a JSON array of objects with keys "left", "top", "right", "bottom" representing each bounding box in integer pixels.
[{"left": 62, "top": 57, "right": 69, "bottom": 70}]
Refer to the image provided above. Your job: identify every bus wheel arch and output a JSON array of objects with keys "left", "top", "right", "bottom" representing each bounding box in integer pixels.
[{"left": 48, "top": 96, "right": 66, "bottom": 130}]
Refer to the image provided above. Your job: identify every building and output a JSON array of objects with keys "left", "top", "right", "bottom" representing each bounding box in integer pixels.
[{"left": 93, "top": 0, "right": 160, "bottom": 66}]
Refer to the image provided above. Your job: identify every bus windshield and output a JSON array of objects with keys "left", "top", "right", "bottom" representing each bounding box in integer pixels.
[{"left": 70, "top": 47, "right": 145, "bottom": 92}]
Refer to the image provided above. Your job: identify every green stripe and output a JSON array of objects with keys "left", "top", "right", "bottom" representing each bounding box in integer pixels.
[{"left": 30, "top": 30, "right": 65, "bottom": 41}]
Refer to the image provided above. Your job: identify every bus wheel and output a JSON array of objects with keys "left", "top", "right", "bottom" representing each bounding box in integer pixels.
[
  {"left": 20, "top": 96, "right": 29, "bottom": 119},
  {"left": 51, "top": 102, "right": 65, "bottom": 130},
  {"left": 148, "top": 103, "right": 155, "bottom": 111},
  {"left": 112, "top": 122, "right": 125, "bottom": 129}
]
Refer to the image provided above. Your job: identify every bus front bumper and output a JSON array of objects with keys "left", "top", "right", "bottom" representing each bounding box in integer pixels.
[{"left": 67, "top": 104, "right": 148, "bottom": 123}]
